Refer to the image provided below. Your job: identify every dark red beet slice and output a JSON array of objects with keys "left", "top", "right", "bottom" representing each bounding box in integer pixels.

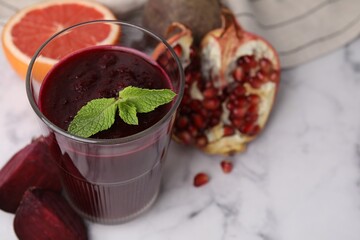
[
  {"left": 0, "top": 136, "right": 61, "bottom": 213},
  {"left": 14, "top": 188, "right": 88, "bottom": 240}
]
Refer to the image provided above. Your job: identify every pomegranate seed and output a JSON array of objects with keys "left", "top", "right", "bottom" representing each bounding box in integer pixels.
[
  {"left": 220, "top": 160, "right": 233, "bottom": 173},
  {"left": 223, "top": 125, "right": 235, "bottom": 136},
  {"left": 269, "top": 71, "right": 279, "bottom": 82},
  {"left": 185, "top": 74, "right": 193, "bottom": 83},
  {"left": 213, "top": 109, "right": 222, "bottom": 118},
  {"left": 181, "top": 94, "right": 190, "bottom": 105},
  {"left": 229, "top": 94, "right": 238, "bottom": 102},
  {"left": 237, "top": 55, "right": 257, "bottom": 71},
  {"left": 195, "top": 135, "right": 208, "bottom": 148},
  {"left": 178, "top": 131, "right": 192, "bottom": 144},
  {"left": 232, "top": 67, "right": 244, "bottom": 82},
  {"left": 232, "top": 107, "right": 247, "bottom": 118},
  {"left": 233, "top": 85, "right": 246, "bottom": 96},
  {"left": 204, "top": 81, "right": 214, "bottom": 88},
  {"left": 240, "top": 123, "right": 260, "bottom": 136},
  {"left": 176, "top": 116, "right": 189, "bottom": 129},
  {"left": 193, "top": 72, "right": 202, "bottom": 81},
  {"left": 189, "top": 100, "right": 202, "bottom": 112},
  {"left": 247, "top": 104, "right": 258, "bottom": 115},
  {"left": 247, "top": 94, "right": 261, "bottom": 105},
  {"left": 203, "top": 87, "right": 218, "bottom": 98},
  {"left": 234, "top": 97, "right": 248, "bottom": 107},
  {"left": 255, "top": 70, "right": 267, "bottom": 82},
  {"left": 248, "top": 58, "right": 258, "bottom": 69},
  {"left": 180, "top": 106, "right": 191, "bottom": 115},
  {"left": 209, "top": 117, "right": 220, "bottom": 127},
  {"left": 244, "top": 74, "right": 253, "bottom": 84},
  {"left": 193, "top": 173, "right": 209, "bottom": 187},
  {"left": 251, "top": 125, "right": 261, "bottom": 135},
  {"left": 231, "top": 118, "right": 244, "bottom": 129},
  {"left": 226, "top": 101, "right": 235, "bottom": 111},
  {"left": 173, "top": 44, "right": 183, "bottom": 57},
  {"left": 203, "top": 98, "right": 220, "bottom": 110},
  {"left": 187, "top": 125, "right": 198, "bottom": 137},
  {"left": 245, "top": 113, "right": 259, "bottom": 123},
  {"left": 189, "top": 47, "right": 196, "bottom": 58},
  {"left": 259, "top": 58, "right": 272, "bottom": 73},
  {"left": 198, "top": 108, "right": 209, "bottom": 118},
  {"left": 240, "top": 123, "right": 253, "bottom": 134},
  {"left": 192, "top": 114, "right": 206, "bottom": 129},
  {"left": 249, "top": 77, "right": 262, "bottom": 89}
]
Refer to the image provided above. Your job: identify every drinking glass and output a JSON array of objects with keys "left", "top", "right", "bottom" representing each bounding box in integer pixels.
[{"left": 26, "top": 20, "right": 184, "bottom": 224}]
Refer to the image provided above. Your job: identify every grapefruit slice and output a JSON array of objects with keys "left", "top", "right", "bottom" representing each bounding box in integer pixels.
[{"left": 1, "top": 0, "right": 119, "bottom": 82}]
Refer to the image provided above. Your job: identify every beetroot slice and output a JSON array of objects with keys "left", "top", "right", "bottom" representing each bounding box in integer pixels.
[
  {"left": 0, "top": 135, "right": 62, "bottom": 213},
  {"left": 14, "top": 188, "right": 88, "bottom": 240}
]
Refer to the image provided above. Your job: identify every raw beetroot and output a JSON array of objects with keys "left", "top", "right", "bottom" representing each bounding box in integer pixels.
[
  {"left": 14, "top": 188, "right": 88, "bottom": 240},
  {"left": 0, "top": 136, "right": 61, "bottom": 213}
]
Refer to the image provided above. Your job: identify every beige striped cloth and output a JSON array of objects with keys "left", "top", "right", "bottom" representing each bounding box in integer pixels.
[
  {"left": 224, "top": 0, "right": 360, "bottom": 68},
  {"left": 1, "top": 0, "right": 359, "bottom": 68}
]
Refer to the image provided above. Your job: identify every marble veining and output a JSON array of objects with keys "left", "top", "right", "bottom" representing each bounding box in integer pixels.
[{"left": 1, "top": 31, "right": 360, "bottom": 240}]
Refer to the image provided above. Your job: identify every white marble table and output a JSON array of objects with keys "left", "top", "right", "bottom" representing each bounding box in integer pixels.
[{"left": 1, "top": 26, "right": 360, "bottom": 240}]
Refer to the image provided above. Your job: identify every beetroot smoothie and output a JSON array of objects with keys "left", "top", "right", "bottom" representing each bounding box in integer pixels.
[
  {"left": 38, "top": 45, "right": 174, "bottom": 223},
  {"left": 39, "top": 45, "right": 172, "bottom": 138}
]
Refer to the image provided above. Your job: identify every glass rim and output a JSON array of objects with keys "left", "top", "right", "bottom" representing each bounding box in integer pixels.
[{"left": 26, "top": 20, "right": 185, "bottom": 145}]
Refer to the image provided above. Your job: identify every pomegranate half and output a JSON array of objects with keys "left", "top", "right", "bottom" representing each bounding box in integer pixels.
[{"left": 154, "top": 9, "right": 280, "bottom": 155}]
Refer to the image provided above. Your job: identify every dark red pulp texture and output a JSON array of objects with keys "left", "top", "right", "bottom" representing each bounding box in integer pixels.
[{"left": 38, "top": 46, "right": 174, "bottom": 223}]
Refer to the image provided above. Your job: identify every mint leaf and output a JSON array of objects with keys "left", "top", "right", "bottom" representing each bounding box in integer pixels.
[
  {"left": 118, "top": 101, "right": 138, "bottom": 125},
  {"left": 67, "top": 86, "right": 176, "bottom": 138},
  {"left": 119, "top": 86, "right": 176, "bottom": 113},
  {"left": 68, "top": 98, "right": 117, "bottom": 138}
]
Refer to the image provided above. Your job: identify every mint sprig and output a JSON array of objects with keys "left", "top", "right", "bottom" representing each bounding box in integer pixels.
[{"left": 67, "top": 86, "right": 176, "bottom": 138}]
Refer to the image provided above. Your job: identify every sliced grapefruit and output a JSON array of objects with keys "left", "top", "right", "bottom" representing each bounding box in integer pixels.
[{"left": 1, "top": 0, "right": 119, "bottom": 82}]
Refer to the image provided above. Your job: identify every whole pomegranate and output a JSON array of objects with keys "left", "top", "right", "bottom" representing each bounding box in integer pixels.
[{"left": 154, "top": 9, "right": 280, "bottom": 155}]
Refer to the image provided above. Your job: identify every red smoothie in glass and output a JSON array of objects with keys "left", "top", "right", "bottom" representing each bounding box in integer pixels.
[{"left": 39, "top": 45, "right": 173, "bottom": 223}]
